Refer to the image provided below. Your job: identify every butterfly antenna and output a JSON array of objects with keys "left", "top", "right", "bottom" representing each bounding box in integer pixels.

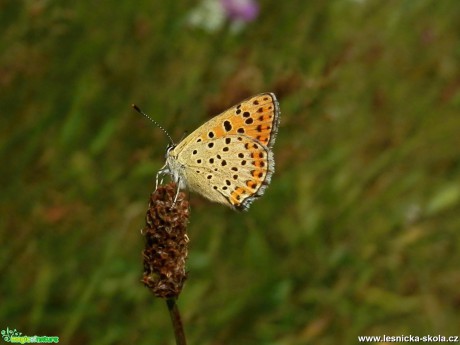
[{"left": 132, "top": 104, "right": 175, "bottom": 146}]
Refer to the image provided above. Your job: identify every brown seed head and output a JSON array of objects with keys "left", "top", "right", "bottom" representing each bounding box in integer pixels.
[{"left": 141, "top": 182, "right": 189, "bottom": 298}]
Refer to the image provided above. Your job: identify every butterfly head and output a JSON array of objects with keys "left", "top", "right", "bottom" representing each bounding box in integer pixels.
[{"left": 165, "top": 142, "right": 176, "bottom": 157}]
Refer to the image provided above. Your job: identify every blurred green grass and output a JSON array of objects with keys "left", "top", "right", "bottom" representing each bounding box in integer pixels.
[{"left": 1, "top": 1, "right": 460, "bottom": 344}]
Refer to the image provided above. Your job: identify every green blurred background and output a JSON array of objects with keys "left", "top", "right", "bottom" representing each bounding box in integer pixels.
[{"left": 1, "top": 1, "right": 460, "bottom": 344}]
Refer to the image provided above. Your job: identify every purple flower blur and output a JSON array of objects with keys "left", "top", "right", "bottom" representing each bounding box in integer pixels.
[{"left": 220, "top": 0, "right": 259, "bottom": 22}]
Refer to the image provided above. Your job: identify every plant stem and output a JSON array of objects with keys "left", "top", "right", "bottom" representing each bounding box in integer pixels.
[{"left": 166, "top": 298, "right": 186, "bottom": 345}]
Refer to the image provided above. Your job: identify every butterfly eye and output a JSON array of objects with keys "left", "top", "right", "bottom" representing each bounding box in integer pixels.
[{"left": 165, "top": 143, "right": 175, "bottom": 157}]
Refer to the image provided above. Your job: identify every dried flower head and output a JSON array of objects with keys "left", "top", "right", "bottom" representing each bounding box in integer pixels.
[{"left": 141, "top": 183, "right": 190, "bottom": 298}]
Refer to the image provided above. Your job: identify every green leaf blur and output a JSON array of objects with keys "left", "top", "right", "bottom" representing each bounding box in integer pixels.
[{"left": 1, "top": 1, "right": 459, "bottom": 344}]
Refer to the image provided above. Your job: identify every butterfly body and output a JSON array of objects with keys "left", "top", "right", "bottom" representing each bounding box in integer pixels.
[{"left": 159, "top": 93, "right": 280, "bottom": 211}]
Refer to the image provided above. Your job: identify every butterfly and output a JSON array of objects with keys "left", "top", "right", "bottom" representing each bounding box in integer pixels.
[{"left": 135, "top": 93, "right": 280, "bottom": 211}]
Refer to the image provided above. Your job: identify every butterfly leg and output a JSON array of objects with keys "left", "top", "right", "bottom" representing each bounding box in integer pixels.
[
  {"left": 155, "top": 163, "right": 183, "bottom": 208},
  {"left": 155, "top": 164, "right": 169, "bottom": 189},
  {"left": 172, "top": 181, "right": 182, "bottom": 206}
]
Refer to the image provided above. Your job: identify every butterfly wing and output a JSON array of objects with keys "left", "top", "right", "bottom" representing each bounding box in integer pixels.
[
  {"left": 169, "top": 92, "right": 280, "bottom": 210},
  {"left": 176, "top": 135, "right": 273, "bottom": 210},
  {"left": 175, "top": 93, "right": 280, "bottom": 152}
]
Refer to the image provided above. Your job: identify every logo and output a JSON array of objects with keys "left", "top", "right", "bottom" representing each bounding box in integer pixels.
[{"left": 1, "top": 328, "right": 59, "bottom": 344}]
